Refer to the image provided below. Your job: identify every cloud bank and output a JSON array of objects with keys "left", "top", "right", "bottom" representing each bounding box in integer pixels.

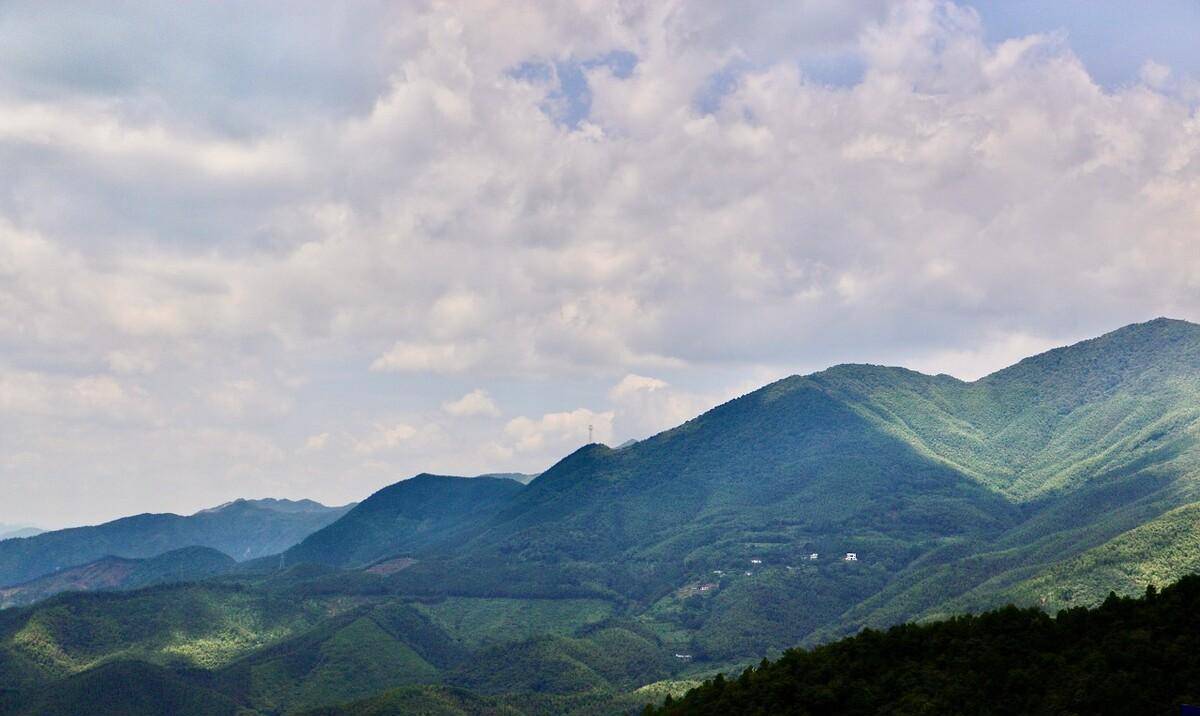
[{"left": 2, "top": 0, "right": 1199, "bottom": 525}]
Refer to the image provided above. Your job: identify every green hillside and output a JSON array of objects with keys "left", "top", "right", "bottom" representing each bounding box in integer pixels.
[
  {"left": 0, "top": 660, "right": 243, "bottom": 716},
  {"left": 280, "top": 476, "right": 523, "bottom": 569},
  {"left": 0, "top": 546, "right": 236, "bottom": 608},
  {"left": 6, "top": 319, "right": 1200, "bottom": 713},
  {"left": 646, "top": 574, "right": 1200, "bottom": 716},
  {"left": 0, "top": 582, "right": 345, "bottom": 690}
]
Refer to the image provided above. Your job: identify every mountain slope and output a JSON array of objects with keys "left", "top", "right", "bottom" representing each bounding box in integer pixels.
[
  {"left": 211, "top": 602, "right": 466, "bottom": 712},
  {"left": 0, "top": 660, "right": 242, "bottom": 716},
  {"left": 280, "top": 475, "right": 524, "bottom": 569},
  {"left": 364, "top": 319, "right": 1200, "bottom": 655},
  {"left": 647, "top": 574, "right": 1200, "bottom": 716},
  {"left": 374, "top": 374, "right": 1020, "bottom": 620},
  {"left": 0, "top": 546, "right": 236, "bottom": 608},
  {"left": 813, "top": 317, "right": 1200, "bottom": 501},
  {"left": 0, "top": 498, "right": 353, "bottom": 587},
  {"left": 8, "top": 319, "right": 1200, "bottom": 714}
]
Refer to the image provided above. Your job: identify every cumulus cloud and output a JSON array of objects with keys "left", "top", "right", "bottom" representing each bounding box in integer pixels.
[
  {"left": 351, "top": 423, "right": 442, "bottom": 456},
  {"left": 608, "top": 373, "right": 720, "bottom": 441},
  {"left": 442, "top": 389, "right": 501, "bottom": 417},
  {"left": 371, "top": 341, "right": 488, "bottom": 374},
  {"left": 609, "top": 374, "right": 669, "bottom": 400},
  {"left": 3, "top": 0, "right": 1200, "bottom": 524},
  {"left": 0, "top": 369, "right": 158, "bottom": 425},
  {"left": 505, "top": 409, "right": 614, "bottom": 453}
]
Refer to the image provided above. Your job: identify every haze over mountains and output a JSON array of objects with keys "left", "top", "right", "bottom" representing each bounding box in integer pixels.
[
  {"left": 4, "top": 319, "right": 1200, "bottom": 714},
  {"left": 0, "top": 528, "right": 41, "bottom": 543}
]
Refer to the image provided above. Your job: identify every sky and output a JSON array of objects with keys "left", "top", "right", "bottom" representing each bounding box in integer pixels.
[{"left": 3, "top": 1, "right": 1200, "bottom": 527}]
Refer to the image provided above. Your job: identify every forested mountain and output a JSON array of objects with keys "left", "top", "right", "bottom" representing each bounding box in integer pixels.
[
  {"left": 0, "top": 546, "right": 235, "bottom": 608},
  {"left": 0, "top": 499, "right": 352, "bottom": 587},
  {"left": 646, "top": 576, "right": 1200, "bottom": 715},
  {"left": 280, "top": 475, "right": 523, "bottom": 569},
  {"left": 4, "top": 319, "right": 1200, "bottom": 714}
]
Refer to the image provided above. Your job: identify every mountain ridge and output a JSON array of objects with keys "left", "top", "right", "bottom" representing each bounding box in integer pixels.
[
  {"left": 0, "top": 498, "right": 352, "bottom": 587},
  {"left": 5, "top": 318, "right": 1200, "bottom": 713}
]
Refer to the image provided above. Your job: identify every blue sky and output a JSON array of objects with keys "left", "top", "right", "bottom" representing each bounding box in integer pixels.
[
  {"left": 972, "top": 0, "right": 1200, "bottom": 87},
  {"left": 2, "top": 1, "right": 1199, "bottom": 527}
]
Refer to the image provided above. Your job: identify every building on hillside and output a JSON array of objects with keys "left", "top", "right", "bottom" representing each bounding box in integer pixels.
[
  {"left": 809, "top": 553, "right": 819, "bottom": 560},
  {"left": 675, "top": 653, "right": 693, "bottom": 661},
  {"left": 844, "top": 552, "right": 858, "bottom": 561}
]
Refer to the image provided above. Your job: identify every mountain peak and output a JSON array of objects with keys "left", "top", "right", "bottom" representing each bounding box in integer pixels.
[
  {"left": 982, "top": 317, "right": 1200, "bottom": 389},
  {"left": 196, "top": 497, "right": 346, "bottom": 516}
]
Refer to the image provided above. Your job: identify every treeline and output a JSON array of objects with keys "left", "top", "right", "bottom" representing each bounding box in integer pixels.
[{"left": 646, "top": 574, "right": 1200, "bottom": 715}]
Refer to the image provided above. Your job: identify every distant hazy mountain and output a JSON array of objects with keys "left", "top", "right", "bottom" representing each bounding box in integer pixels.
[
  {"left": 0, "top": 526, "right": 43, "bottom": 542},
  {"left": 196, "top": 497, "right": 338, "bottom": 515},
  {"left": 476, "top": 472, "right": 540, "bottom": 484},
  {"left": 0, "top": 546, "right": 235, "bottom": 608},
  {"left": 0, "top": 498, "right": 352, "bottom": 587}
]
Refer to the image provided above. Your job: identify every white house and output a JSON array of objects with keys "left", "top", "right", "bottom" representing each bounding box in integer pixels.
[
  {"left": 844, "top": 552, "right": 858, "bottom": 561},
  {"left": 809, "top": 553, "right": 819, "bottom": 560}
]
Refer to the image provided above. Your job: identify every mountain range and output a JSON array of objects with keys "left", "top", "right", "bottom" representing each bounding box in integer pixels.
[
  {"left": 0, "top": 546, "right": 236, "bottom": 609},
  {"left": 3, "top": 318, "right": 1200, "bottom": 714},
  {"left": 0, "top": 498, "right": 352, "bottom": 588}
]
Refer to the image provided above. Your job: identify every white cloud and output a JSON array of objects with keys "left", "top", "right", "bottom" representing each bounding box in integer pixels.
[
  {"left": 302, "top": 432, "right": 331, "bottom": 451},
  {"left": 0, "top": 369, "right": 158, "bottom": 425},
  {"left": 4, "top": 0, "right": 1200, "bottom": 524},
  {"left": 904, "top": 331, "right": 1070, "bottom": 382},
  {"left": 609, "top": 374, "right": 669, "bottom": 400},
  {"left": 370, "top": 341, "right": 487, "bottom": 374},
  {"left": 353, "top": 423, "right": 419, "bottom": 455},
  {"left": 442, "top": 389, "right": 501, "bottom": 417},
  {"left": 204, "top": 379, "right": 293, "bottom": 422},
  {"left": 607, "top": 373, "right": 720, "bottom": 441},
  {"left": 505, "top": 408, "right": 613, "bottom": 453}
]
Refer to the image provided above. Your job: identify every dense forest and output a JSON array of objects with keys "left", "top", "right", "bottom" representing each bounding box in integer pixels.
[{"left": 647, "top": 575, "right": 1200, "bottom": 715}]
